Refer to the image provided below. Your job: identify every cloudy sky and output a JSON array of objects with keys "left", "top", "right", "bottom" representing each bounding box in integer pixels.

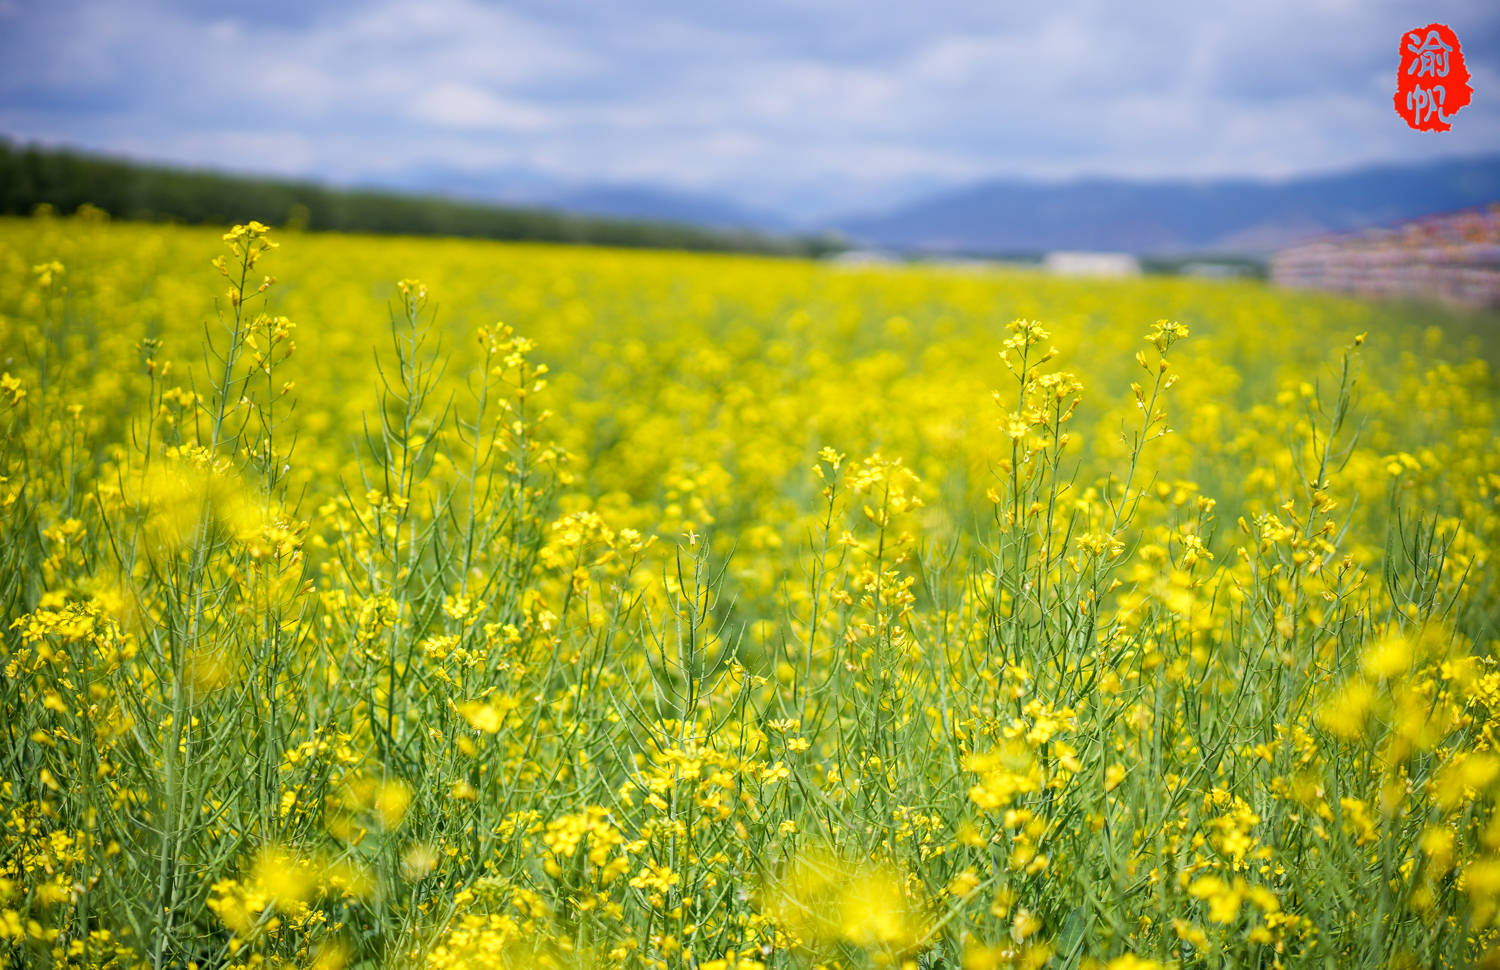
[{"left": 1, "top": 0, "right": 1496, "bottom": 218}]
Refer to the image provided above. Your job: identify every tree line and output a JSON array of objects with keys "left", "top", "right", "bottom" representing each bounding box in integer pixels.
[{"left": 0, "top": 139, "right": 839, "bottom": 256}]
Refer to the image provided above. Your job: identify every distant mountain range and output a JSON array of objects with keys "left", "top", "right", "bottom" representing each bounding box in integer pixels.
[
  {"left": 383, "top": 165, "right": 790, "bottom": 231},
  {"left": 540, "top": 184, "right": 790, "bottom": 232},
  {"left": 10, "top": 137, "right": 1494, "bottom": 257},
  {"left": 830, "top": 155, "right": 1500, "bottom": 255},
  {"left": 392, "top": 154, "right": 1500, "bottom": 256}
]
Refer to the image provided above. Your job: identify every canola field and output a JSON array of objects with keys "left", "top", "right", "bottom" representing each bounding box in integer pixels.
[{"left": 2, "top": 213, "right": 1499, "bottom": 970}]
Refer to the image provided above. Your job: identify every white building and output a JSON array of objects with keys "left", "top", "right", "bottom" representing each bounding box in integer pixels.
[{"left": 1043, "top": 251, "right": 1141, "bottom": 277}]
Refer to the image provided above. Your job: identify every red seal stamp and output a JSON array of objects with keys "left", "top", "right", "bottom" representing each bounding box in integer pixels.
[{"left": 1395, "top": 24, "right": 1471, "bottom": 131}]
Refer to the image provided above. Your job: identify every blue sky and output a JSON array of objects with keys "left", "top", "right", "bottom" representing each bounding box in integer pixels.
[{"left": 1, "top": 0, "right": 1496, "bottom": 218}]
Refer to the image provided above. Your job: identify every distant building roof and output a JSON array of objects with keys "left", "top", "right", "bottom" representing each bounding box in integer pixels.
[
  {"left": 828, "top": 249, "right": 899, "bottom": 266},
  {"left": 1043, "top": 251, "right": 1141, "bottom": 278},
  {"left": 1270, "top": 203, "right": 1500, "bottom": 309}
]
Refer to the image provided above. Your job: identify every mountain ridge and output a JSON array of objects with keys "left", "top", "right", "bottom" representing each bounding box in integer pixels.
[
  {"left": 399, "top": 153, "right": 1500, "bottom": 255},
  {"left": 828, "top": 155, "right": 1500, "bottom": 255}
]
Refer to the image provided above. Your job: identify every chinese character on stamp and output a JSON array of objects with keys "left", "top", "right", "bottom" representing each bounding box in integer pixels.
[{"left": 1395, "top": 24, "right": 1471, "bottom": 131}]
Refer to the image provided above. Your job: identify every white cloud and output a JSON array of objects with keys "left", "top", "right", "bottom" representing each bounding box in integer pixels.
[
  {"left": 1, "top": 0, "right": 1496, "bottom": 217},
  {"left": 408, "top": 83, "right": 552, "bottom": 131}
]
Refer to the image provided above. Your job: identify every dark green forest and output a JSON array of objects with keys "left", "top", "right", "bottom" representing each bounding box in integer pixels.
[{"left": 0, "top": 139, "right": 835, "bottom": 255}]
